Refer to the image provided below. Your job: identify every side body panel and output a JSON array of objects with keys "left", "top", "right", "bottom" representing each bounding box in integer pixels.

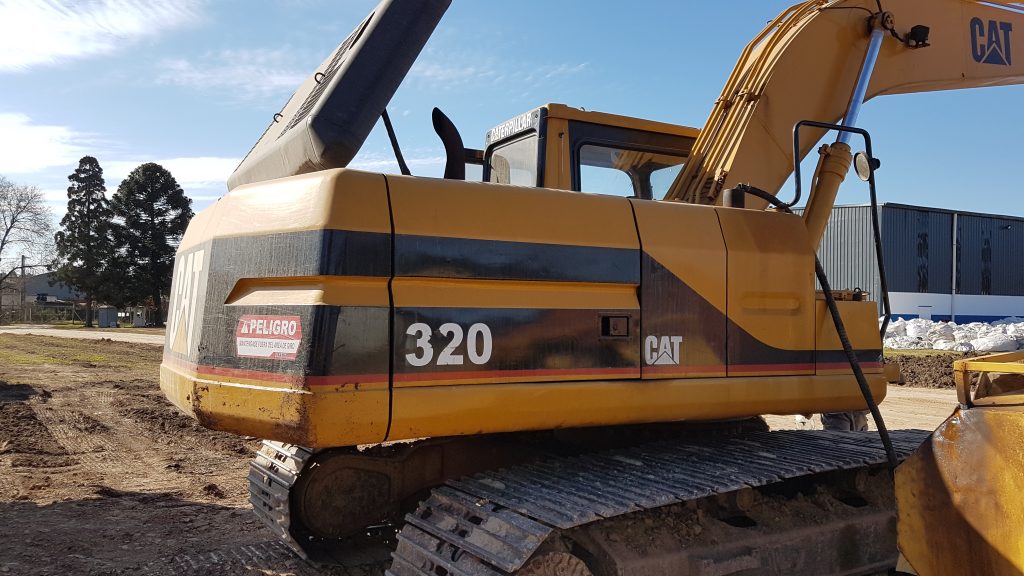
[
  {"left": 717, "top": 207, "right": 816, "bottom": 376},
  {"left": 161, "top": 169, "right": 886, "bottom": 448},
  {"left": 631, "top": 200, "right": 727, "bottom": 378},
  {"left": 387, "top": 176, "right": 641, "bottom": 438}
]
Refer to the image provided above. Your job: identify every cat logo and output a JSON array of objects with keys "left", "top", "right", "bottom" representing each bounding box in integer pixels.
[
  {"left": 971, "top": 17, "right": 1013, "bottom": 66},
  {"left": 167, "top": 249, "right": 205, "bottom": 356},
  {"left": 644, "top": 335, "right": 683, "bottom": 366}
]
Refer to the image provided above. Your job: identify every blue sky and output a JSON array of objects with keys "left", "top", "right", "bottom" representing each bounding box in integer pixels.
[{"left": 2, "top": 0, "right": 1023, "bottom": 220}]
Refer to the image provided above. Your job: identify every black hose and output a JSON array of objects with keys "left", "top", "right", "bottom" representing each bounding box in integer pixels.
[
  {"left": 867, "top": 169, "right": 892, "bottom": 339},
  {"left": 730, "top": 184, "right": 900, "bottom": 471},
  {"left": 814, "top": 256, "right": 899, "bottom": 471}
]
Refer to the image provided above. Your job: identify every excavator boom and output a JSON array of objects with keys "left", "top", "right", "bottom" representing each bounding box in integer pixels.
[{"left": 668, "top": 0, "right": 1024, "bottom": 206}]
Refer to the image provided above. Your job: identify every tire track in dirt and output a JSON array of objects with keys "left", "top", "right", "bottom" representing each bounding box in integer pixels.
[{"left": 31, "top": 404, "right": 185, "bottom": 492}]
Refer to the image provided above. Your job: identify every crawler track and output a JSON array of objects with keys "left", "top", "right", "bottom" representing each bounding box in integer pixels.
[
  {"left": 388, "top": 429, "right": 930, "bottom": 576},
  {"left": 248, "top": 440, "right": 395, "bottom": 567},
  {"left": 249, "top": 441, "right": 315, "bottom": 558}
]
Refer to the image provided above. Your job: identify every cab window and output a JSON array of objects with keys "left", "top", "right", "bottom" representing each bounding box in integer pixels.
[
  {"left": 579, "top": 144, "right": 686, "bottom": 199},
  {"left": 486, "top": 134, "right": 538, "bottom": 186}
]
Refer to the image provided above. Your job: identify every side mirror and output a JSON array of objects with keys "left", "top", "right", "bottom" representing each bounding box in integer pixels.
[{"left": 854, "top": 152, "right": 881, "bottom": 182}]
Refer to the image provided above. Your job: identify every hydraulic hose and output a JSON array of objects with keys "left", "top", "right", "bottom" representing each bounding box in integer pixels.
[{"left": 728, "top": 183, "right": 899, "bottom": 471}]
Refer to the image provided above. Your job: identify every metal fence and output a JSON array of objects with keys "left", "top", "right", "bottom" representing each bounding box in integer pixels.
[{"left": 0, "top": 303, "right": 86, "bottom": 325}]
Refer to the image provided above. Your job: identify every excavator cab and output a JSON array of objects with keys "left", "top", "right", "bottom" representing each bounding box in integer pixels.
[{"left": 482, "top": 104, "right": 697, "bottom": 199}]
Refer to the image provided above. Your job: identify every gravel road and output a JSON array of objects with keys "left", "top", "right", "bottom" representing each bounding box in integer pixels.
[{"left": 0, "top": 325, "right": 163, "bottom": 346}]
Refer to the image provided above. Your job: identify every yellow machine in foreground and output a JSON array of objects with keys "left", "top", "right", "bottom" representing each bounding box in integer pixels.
[
  {"left": 161, "top": 1, "right": 1024, "bottom": 574},
  {"left": 897, "top": 353, "right": 1024, "bottom": 575}
]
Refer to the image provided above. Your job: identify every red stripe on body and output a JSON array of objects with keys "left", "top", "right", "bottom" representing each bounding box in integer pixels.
[
  {"left": 815, "top": 362, "right": 883, "bottom": 371},
  {"left": 642, "top": 364, "right": 727, "bottom": 375},
  {"left": 393, "top": 366, "right": 640, "bottom": 383},
  {"left": 194, "top": 363, "right": 304, "bottom": 385},
  {"left": 728, "top": 363, "right": 815, "bottom": 373}
]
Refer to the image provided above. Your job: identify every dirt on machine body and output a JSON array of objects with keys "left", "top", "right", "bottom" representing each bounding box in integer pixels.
[{"left": 161, "top": 1, "right": 1024, "bottom": 574}]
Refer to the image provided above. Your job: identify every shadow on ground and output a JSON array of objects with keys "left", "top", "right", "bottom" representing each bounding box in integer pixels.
[
  {"left": 0, "top": 488, "right": 387, "bottom": 576},
  {"left": 0, "top": 382, "right": 40, "bottom": 403}
]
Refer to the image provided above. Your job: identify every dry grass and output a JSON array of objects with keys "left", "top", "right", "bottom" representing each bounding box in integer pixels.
[
  {"left": 0, "top": 334, "right": 159, "bottom": 372},
  {"left": 47, "top": 324, "right": 165, "bottom": 336}
]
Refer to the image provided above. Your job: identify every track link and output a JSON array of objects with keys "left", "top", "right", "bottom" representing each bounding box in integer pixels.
[
  {"left": 248, "top": 440, "right": 314, "bottom": 559},
  {"left": 387, "top": 429, "right": 931, "bottom": 576}
]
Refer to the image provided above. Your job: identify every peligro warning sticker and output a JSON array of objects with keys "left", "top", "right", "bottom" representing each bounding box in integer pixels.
[{"left": 235, "top": 315, "right": 302, "bottom": 360}]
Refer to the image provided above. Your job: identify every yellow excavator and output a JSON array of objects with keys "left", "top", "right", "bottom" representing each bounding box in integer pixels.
[{"left": 161, "top": 1, "right": 1024, "bottom": 574}]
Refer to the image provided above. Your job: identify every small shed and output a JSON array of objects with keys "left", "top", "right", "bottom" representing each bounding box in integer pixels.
[
  {"left": 96, "top": 306, "right": 118, "bottom": 328},
  {"left": 131, "top": 307, "right": 147, "bottom": 327}
]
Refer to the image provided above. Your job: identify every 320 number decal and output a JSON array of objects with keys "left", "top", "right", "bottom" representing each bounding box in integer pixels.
[{"left": 405, "top": 322, "right": 493, "bottom": 367}]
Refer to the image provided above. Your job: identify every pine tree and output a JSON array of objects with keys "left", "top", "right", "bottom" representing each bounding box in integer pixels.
[
  {"left": 110, "top": 163, "right": 193, "bottom": 326},
  {"left": 52, "top": 156, "right": 113, "bottom": 327}
]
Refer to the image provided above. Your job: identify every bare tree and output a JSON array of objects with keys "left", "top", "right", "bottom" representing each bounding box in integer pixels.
[{"left": 0, "top": 175, "right": 54, "bottom": 289}]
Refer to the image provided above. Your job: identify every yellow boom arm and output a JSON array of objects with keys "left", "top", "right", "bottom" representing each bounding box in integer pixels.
[{"left": 667, "top": 0, "right": 1024, "bottom": 207}]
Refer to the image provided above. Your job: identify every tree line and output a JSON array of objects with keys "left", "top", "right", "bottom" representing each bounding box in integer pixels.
[
  {"left": 0, "top": 176, "right": 52, "bottom": 291},
  {"left": 13, "top": 156, "right": 194, "bottom": 327}
]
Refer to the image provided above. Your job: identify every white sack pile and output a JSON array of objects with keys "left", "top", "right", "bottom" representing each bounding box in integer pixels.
[{"left": 883, "top": 317, "right": 1024, "bottom": 352}]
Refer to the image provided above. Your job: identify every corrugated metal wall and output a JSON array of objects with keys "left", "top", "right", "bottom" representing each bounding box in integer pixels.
[
  {"left": 957, "top": 214, "right": 1024, "bottom": 296},
  {"left": 810, "top": 204, "right": 1024, "bottom": 313},
  {"left": 796, "top": 201, "right": 1024, "bottom": 321},
  {"left": 880, "top": 206, "right": 952, "bottom": 294},
  {"left": 812, "top": 206, "right": 881, "bottom": 301}
]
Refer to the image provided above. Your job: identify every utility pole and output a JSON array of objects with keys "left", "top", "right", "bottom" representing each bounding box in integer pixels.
[{"left": 20, "top": 255, "right": 25, "bottom": 322}]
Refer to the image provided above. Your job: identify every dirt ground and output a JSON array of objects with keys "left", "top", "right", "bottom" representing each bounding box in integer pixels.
[
  {"left": 0, "top": 335, "right": 382, "bottom": 576},
  {"left": 764, "top": 350, "right": 963, "bottom": 432},
  {"left": 0, "top": 335, "right": 962, "bottom": 575},
  {"left": 763, "top": 385, "right": 957, "bottom": 432},
  {"left": 885, "top": 350, "right": 976, "bottom": 389}
]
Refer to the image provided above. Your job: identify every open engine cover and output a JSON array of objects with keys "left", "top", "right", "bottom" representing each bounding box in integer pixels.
[{"left": 227, "top": 0, "right": 450, "bottom": 191}]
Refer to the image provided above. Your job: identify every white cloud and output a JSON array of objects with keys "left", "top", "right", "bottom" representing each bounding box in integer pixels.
[
  {"left": 0, "top": 111, "right": 233, "bottom": 218},
  {"left": 410, "top": 62, "right": 497, "bottom": 85},
  {"left": 0, "top": 113, "right": 234, "bottom": 197},
  {"left": 542, "top": 62, "right": 587, "bottom": 79},
  {"left": 0, "top": 0, "right": 203, "bottom": 72},
  {"left": 157, "top": 48, "right": 307, "bottom": 100},
  {"left": 349, "top": 152, "right": 446, "bottom": 176},
  {"left": 0, "top": 113, "right": 94, "bottom": 175},
  {"left": 105, "top": 156, "right": 239, "bottom": 190},
  {"left": 40, "top": 188, "right": 67, "bottom": 204},
  {"left": 39, "top": 189, "right": 70, "bottom": 216},
  {"left": 410, "top": 57, "right": 587, "bottom": 89}
]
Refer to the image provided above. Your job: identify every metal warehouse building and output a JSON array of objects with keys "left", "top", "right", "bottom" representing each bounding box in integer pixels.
[{"left": 813, "top": 203, "right": 1024, "bottom": 322}]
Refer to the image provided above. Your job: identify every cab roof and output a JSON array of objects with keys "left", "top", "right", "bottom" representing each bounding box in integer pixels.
[{"left": 544, "top": 103, "right": 700, "bottom": 139}]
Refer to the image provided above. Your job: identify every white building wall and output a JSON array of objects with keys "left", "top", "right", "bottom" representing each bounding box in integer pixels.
[
  {"left": 889, "top": 291, "right": 1024, "bottom": 322},
  {"left": 889, "top": 292, "right": 951, "bottom": 321}
]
